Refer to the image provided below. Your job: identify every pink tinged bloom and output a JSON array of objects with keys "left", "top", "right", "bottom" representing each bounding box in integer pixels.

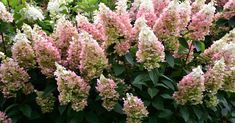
[
  {"left": 0, "top": 58, "right": 33, "bottom": 98},
  {"left": 76, "top": 14, "right": 106, "bottom": 41},
  {"left": 34, "top": 31, "right": 61, "bottom": 77},
  {"left": 129, "top": 0, "right": 142, "bottom": 21},
  {"left": 96, "top": 75, "right": 119, "bottom": 111},
  {"left": 0, "top": 2, "right": 13, "bottom": 23},
  {"left": 173, "top": 66, "right": 205, "bottom": 105},
  {"left": 217, "top": 0, "right": 235, "bottom": 19},
  {"left": 213, "top": 43, "right": 235, "bottom": 65},
  {"left": 123, "top": 93, "right": 149, "bottom": 123},
  {"left": 0, "top": 111, "right": 12, "bottom": 123},
  {"left": 79, "top": 32, "right": 108, "bottom": 80},
  {"left": 54, "top": 63, "right": 90, "bottom": 112},
  {"left": 136, "top": 0, "right": 157, "bottom": 27},
  {"left": 191, "top": 0, "right": 206, "bottom": 15},
  {"left": 153, "top": 0, "right": 181, "bottom": 53},
  {"left": 52, "top": 17, "right": 77, "bottom": 60},
  {"left": 215, "top": 0, "right": 229, "bottom": 7},
  {"left": 188, "top": 2, "right": 216, "bottom": 40},
  {"left": 131, "top": 17, "right": 148, "bottom": 40},
  {"left": 151, "top": 0, "right": 170, "bottom": 17},
  {"left": 136, "top": 22, "right": 165, "bottom": 71},
  {"left": 98, "top": 3, "right": 132, "bottom": 40},
  {"left": 201, "top": 28, "right": 235, "bottom": 62},
  {"left": 66, "top": 35, "right": 82, "bottom": 70},
  {"left": 11, "top": 31, "right": 36, "bottom": 69},
  {"left": 114, "top": 40, "right": 131, "bottom": 56},
  {"left": 223, "top": 66, "right": 235, "bottom": 92},
  {"left": 177, "top": 0, "right": 191, "bottom": 32},
  {"left": 204, "top": 58, "right": 225, "bottom": 94}
]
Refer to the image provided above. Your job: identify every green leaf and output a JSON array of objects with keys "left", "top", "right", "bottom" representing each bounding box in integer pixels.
[
  {"left": 161, "top": 93, "right": 173, "bottom": 99},
  {"left": 132, "top": 73, "right": 149, "bottom": 86},
  {"left": 180, "top": 107, "right": 190, "bottom": 122},
  {"left": 59, "top": 105, "right": 67, "bottom": 115},
  {"left": 148, "top": 88, "right": 159, "bottom": 98},
  {"left": 125, "top": 52, "right": 134, "bottom": 65},
  {"left": 166, "top": 52, "right": 174, "bottom": 67},
  {"left": 19, "top": 104, "right": 32, "bottom": 118},
  {"left": 192, "top": 107, "right": 203, "bottom": 120},
  {"left": 112, "top": 64, "right": 125, "bottom": 76},
  {"left": 113, "top": 103, "right": 124, "bottom": 114},
  {"left": 9, "top": 0, "right": 18, "bottom": 8},
  {"left": 158, "top": 109, "right": 173, "bottom": 118},
  {"left": 148, "top": 69, "right": 159, "bottom": 86},
  {"left": 85, "top": 111, "right": 99, "bottom": 123},
  {"left": 152, "top": 98, "right": 164, "bottom": 110},
  {"left": 193, "top": 41, "right": 205, "bottom": 52},
  {"left": 179, "top": 37, "right": 189, "bottom": 49},
  {"left": 161, "top": 80, "right": 175, "bottom": 91},
  {"left": 2, "top": 0, "right": 8, "bottom": 6}
]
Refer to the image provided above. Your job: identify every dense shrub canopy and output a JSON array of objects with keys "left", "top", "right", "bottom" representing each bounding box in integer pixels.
[{"left": 0, "top": 0, "right": 235, "bottom": 123}]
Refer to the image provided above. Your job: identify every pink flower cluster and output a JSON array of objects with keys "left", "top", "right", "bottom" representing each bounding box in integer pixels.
[
  {"left": 96, "top": 75, "right": 119, "bottom": 111},
  {"left": 54, "top": 63, "right": 90, "bottom": 112},
  {"left": 173, "top": 66, "right": 205, "bottom": 105},
  {"left": 76, "top": 14, "right": 106, "bottom": 41},
  {"left": 188, "top": 2, "right": 216, "bottom": 40},
  {"left": 12, "top": 31, "right": 36, "bottom": 69},
  {"left": 216, "top": 0, "right": 235, "bottom": 20},
  {"left": 136, "top": 21, "right": 165, "bottom": 70},
  {"left": 204, "top": 59, "right": 225, "bottom": 94},
  {"left": 0, "top": 111, "right": 12, "bottom": 123},
  {"left": 33, "top": 29, "right": 61, "bottom": 77},
  {"left": 123, "top": 93, "right": 148, "bottom": 123},
  {"left": 52, "top": 17, "right": 77, "bottom": 62},
  {"left": 79, "top": 32, "right": 108, "bottom": 80},
  {"left": 0, "top": 2, "right": 13, "bottom": 23},
  {"left": 0, "top": 58, "right": 33, "bottom": 98},
  {"left": 36, "top": 91, "right": 56, "bottom": 113}
]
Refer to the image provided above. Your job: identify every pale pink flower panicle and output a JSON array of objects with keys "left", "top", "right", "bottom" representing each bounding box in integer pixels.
[
  {"left": 12, "top": 31, "right": 36, "bottom": 69},
  {"left": 191, "top": 0, "right": 206, "bottom": 15},
  {"left": 34, "top": 30, "right": 61, "bottom": 77},
  {"left": 0, "top": 58, "right": 33, "bottom": 98},
  {"left": 76, "top": 14, "right": 106, "bottom": 41},
  {"left": 0, "top": 111, "right": 12, "bottom": 123},
  {"left": 188, "top": 2, "right": 216, "bottom": 40},
  {"left": 173, "top": 66, "right": 205, "bottom": 105},
  {"left": 136, "top": 20, "right": 165, "bottom": 71},
  {"left": 152, "top": 0, "right": 170, "bottom": 17},
  {"left": 52, "top": 17, "right": 77, "bottom": 60},
  {"left": 79, "top": 32, "right": 108, "bottom": 80},
  {"left": 123, "top": 93, "right": 149, "bottom": 123},
  {"left": 96, "top": 75, "right": 119, "bottom": 111},
  {"left": 54, "top": 63, "right": 90, "bottom": 112},
  {"left": 204, "top": 58, "right": 225, "bottom": 94},
  {"left": 136, "top": 0, "right": 157, "bottom": 27},
  {"left": 217, "top": 0, "right": 235, "bottom": 19}
]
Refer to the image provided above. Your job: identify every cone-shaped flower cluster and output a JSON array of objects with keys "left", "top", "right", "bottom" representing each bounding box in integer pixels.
[
  {"left": 0, "top": 111, "right": 12, "bottom": 123},
  {"left": 96, "top": 75, "right": 119, "bottom": 111},
  {"left": 33, "top": 29, "right": 61, "bottom": 77},
  {"left": 66, "top": 35, "right": 82, "bottom": 70},
  {"left": 173, "top": 66, "right": 205, "bottom": 105},
  {"left": 216, "top": 0, "right": 235, "bottom": 19},
  {"left": 153, "top": 0, "right": 180, "bottom": 52},
  {"left": 223, "top": 66, "right": 235, "bottom": 92},
  {"left": 136, "top": 20, "right": 165, "bottom": 71},
  {"left": 52, "top": 17, "right": 77, "bottom": 60},
  {"left": 54, "top": 63, "right": 90, "bottom": 112},
  {"left": 76, "top": 14, "right": 106, "bottom": 41},
  {"left": 123, "top": 93, "right": 148, "bottom": 123},
  {"left": 0, "top": 2, "right": 13, "bottom": 22},
  {"left": 152, "top": 0, "right": 170, "bottom": 17},
  {"left": 11, "top": 31, "right": 36, "bottom": 69},
  {"left": 36, "top": 91, "right": 56, "bottom": 113},
  {"left": 191, "top": 0, "right": 206, "bottom": 14},
  {"left": 79, "top": 32, "right": 108, "bottom": 80},
  {"left": 204, "top": 59, "right": 226, "bottom": 94},
  {"left": 0, "top": 58, "right": 33, "bottom": 98},
  {"left": 136, "top": 0, "right": 156, "bottom": 27},
  {"left": 188, "top": 2, "right": 216, "bottom": 40},
  {"left": 47, "top": 0, "right": 72, "bottom": 19}
]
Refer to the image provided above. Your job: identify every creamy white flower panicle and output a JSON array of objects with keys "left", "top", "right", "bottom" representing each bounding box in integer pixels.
[
  {"left": 21, "top": 4, "right": 44, "bottom": 21},
  {"left": 0, "top": 1, "right": 13, "bottom": 22},
  {"left": 115, "top": 0, "right": 128, "bottom": 15},
  {"left": 192, "top": 66, "right": 204, "bottom": 78},
  {"left": 47, "top": 0, "right": 72, "bottom": 18}
]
